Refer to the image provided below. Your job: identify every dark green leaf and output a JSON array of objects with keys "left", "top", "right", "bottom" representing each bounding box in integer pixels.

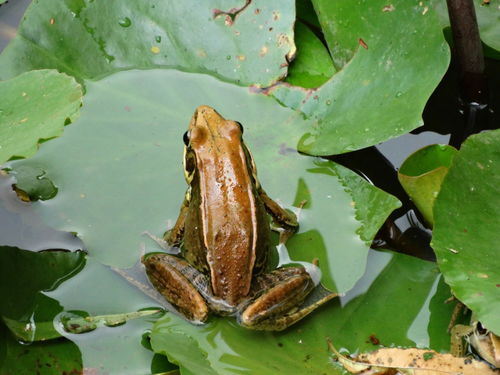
[
  {"left": 0, "top": 322, "right": 83, "bottom": 375},
  {"left": 0, "top": 246, "right": 85, "bottom": 341},
  {"left": 285, "top": 21, "right": 335, "bottom": 88},
  {"left": 271, "top": 0, "right": 450, "bottom": 155}
]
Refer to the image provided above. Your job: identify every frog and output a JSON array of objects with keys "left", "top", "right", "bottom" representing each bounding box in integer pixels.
[
  {"left": 142, "top": 105, "right": 336, "bottom": 330},
  {"left": 451, "top": 318, "right": 500, "bottom": 368}
]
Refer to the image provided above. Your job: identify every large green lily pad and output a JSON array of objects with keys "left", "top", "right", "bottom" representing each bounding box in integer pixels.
[
  {"left": 0, "top": 69, "right": 82, "bottom": 164},
  {"left": 270, "top": 0, "right": 450, "bottom": 155},
  {"left": 0, "top": 0, "right": 296, "bottom": 87},
  {"left": 150, "top": 251, "right": 455, "bottom": 375},
  {"left": 10, "top": 69, "right": 400, "bottom": 296},
  {"left": 432, "top": 129, "right": 500, "bottom": 334}
]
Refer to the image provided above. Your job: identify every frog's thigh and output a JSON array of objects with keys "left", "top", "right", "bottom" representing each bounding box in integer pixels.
[
  {"left": 238, "top": 267, "right": 315, "bottom": 331},
  {"left": 143, "top": 253, "right": 208, "bottom": 323}
]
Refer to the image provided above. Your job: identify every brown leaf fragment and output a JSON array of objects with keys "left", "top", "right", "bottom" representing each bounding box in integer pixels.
[{"left": 328, "top": 339, "right": 500, "bottom": 375}]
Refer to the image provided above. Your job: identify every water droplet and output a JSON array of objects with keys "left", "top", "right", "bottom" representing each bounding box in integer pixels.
[
  {"left": 155, "top": 35, "right": 161, "bottom": 43},
  {"left": 326, "top": 100, "right": 332, "bottom": 105},
  {"left": 226, "top": 55, "right": 231, "bottom": 60},
  {"left": 395, "top": 91, "right": 403, "bottom": 98},
  {"left": 118, "top": 17, "right": 132, "bottom": 27}
]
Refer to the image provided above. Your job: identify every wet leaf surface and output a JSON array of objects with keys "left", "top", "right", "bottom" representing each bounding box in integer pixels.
[
  {"left": 271, "top": 0, "right": 450, "bottom": 155},
  {"left": 9, "top": 69, "right": 400, "bottom": 295},
  {"left": 432, "top": 129, "right": 500, "bottom": 335},
  {"left": 0, "top": 70, "right": 82, "bottom": 164},
  {"left": 0, "top": 0, "right": 296, "bottom": 87}
]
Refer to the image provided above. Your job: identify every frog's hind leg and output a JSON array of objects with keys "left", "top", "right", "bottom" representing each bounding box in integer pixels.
[
  {"left": 142, "top": 253, "right": 209, "bottom": 323},
  {"left": 238, "top": 267, "right": 337, "bottom": 331}
]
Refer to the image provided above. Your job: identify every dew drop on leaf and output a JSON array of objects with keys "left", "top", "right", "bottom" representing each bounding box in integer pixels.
[{"left": 118, "top": 17, "right": 132, "bottom": 27}]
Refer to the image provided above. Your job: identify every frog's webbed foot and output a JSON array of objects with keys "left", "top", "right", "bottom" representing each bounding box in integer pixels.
[
  {"left": 142, "top": 253, "right": 209, "bottom": 323},
  {"left": 143, "top": 231, "right": 180, "bottom": 253},
  {"left": 237, "top": 267, "right": 337, "bottom": 331}
]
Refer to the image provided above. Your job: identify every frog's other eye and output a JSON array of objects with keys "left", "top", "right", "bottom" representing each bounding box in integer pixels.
[
  {"left": 235, "top": 121, "right": 244, "bottom": 134},
  {"left": 183, "top": 131, "right": 190, "bottom": 146}
]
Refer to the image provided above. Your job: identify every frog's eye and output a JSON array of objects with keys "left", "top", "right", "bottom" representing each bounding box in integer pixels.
[
  {"left": 235, "top": 121, "right": 244, "bottom": 134},
  {"left": 183, "top": 131, "right": 190, "bottom": 146}
]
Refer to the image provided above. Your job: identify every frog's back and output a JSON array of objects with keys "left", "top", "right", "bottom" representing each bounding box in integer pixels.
[{"left": 184, "top": 110, "right": 268, "bottom": 305}]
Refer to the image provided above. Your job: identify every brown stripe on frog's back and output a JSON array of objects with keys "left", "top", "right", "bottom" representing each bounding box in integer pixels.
[{"left": 189, "top": 106, "right": 257, "bottom": 306}]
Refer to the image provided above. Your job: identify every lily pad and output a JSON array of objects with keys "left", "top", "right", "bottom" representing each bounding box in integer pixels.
[
  {"left": 0, "top": 322, "right": 83, "bottom": 375},
  {"left": 0, "top": 0, "right": 296, "bottom": 87},
  {"left": 149, "top": 250, "right": 456, "bottom": 374},
  {"left": 285, "top": 21, "right": 335, "bottom": 88},
  {"left": 0, "top": 246, "right": 86, "bottom": 341},
  {"left": 431, "top": 129, "right": 500, "bottom": 335},
  {"left": 0, "top": 69, "right": 82, "bottom": 164},
  {"left": 10, "top": 69, "right": 400, "bottom": 296},
  {"left": 398, "top": 144, "right": 457, "bottom": 226},
  {"left": 270, "top": 0, "right": 450, "bottom": 155}
]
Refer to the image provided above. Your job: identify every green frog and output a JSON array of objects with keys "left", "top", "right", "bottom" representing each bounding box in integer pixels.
[{"left": 143, "top": 105, "right": 335, "bottom": 330}]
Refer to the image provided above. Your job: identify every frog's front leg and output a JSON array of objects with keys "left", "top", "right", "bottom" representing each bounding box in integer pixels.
[
  {"left": 238, "top": 267, "right": 335, "bottom": 331},
  {"left": 259, "top": 189, "right": 299, "bottom": 232},
  {"left": 142, "top": 253, "right": 209, "bottom": 323},
  {"left": 450, "top": 324, "right": 474, "bottom": 357},
  {"left": 164, "top": 196, "right": 190, "bottom": 247}
]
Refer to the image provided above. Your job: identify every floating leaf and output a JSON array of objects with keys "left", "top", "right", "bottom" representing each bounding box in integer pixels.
[
  {"left": 0, "top": 246, "right": 85, "bottom": 341},
  {"left": 398, "top": 144, "right": 457, "bottom": 226},
  {"left": 271, "top": 0, "right": 450, "bottom": 155},
  {"left": 0, "top": 69, "right": 82, "bottom": 164},
  {"left": 9, "top": 69, "right": 400, "bottom": 295},
  {"left": 0, "top": 0, "right": 296, "bottom": 87},
  {"left": 0, "top": 322, "right": 83, "bottom": 375},
  {"left": 432, "top": 129, "right": 500, "bottom": 335}
]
